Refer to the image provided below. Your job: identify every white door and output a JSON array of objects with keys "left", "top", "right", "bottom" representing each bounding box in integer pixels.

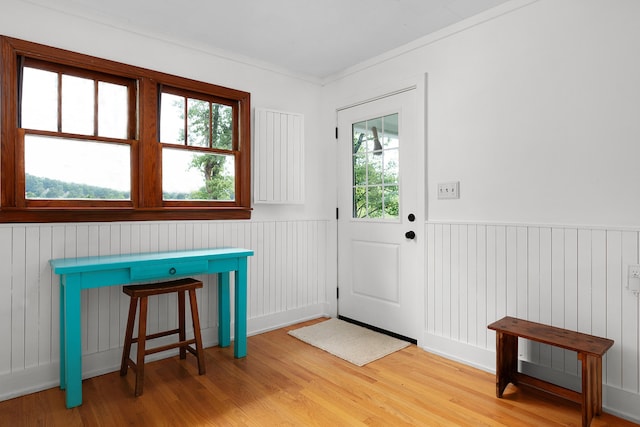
[{"left": 337, "top": 88, "right": 423, "bottom": 341}]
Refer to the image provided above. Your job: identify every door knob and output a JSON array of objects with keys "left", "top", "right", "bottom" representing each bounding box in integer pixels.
[{"left": 405, "top": 230, "right": 416, "bottom": 240}]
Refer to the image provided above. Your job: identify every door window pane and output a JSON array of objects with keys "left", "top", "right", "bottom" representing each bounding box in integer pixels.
[
  {"left": 367, "top": 185, "right": 383, "bottom": 218},
  {"left": 353, "top": 153, "right": 366, "bottom": 186},
  {"left": 368, "top": 152, "right": 383, "bottom": 184},
  {"left": 383, "top": 185, "right": 399, "bottom": 217},
  {"left": 382, "top": 114, "right": 399, "bottom": 149},
  {"left": 351, "top": 113, "right": 399, "bottom": 219},
  {"left": 353, "top": 187, "right": 366, "bottom": 218},
  {"left": 25, "top": 134, "right": 130, "bottom": 200},
  {"left": 384, "top": 149, "right": 399, "bottom": 184}
]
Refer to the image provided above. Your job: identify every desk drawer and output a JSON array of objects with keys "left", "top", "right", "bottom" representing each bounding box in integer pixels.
[{"left": 130, "top": 260, "right": 208, "bottom": 281}]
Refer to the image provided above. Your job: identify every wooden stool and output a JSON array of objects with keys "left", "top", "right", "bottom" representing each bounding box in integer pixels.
[{"left": 120, "top": 278, "right": 206, "bottom": 396}]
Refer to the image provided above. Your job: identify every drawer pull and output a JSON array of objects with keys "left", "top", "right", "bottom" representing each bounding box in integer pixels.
[{"left": 130, "top": 260, "right": 208, "bottom": 280}]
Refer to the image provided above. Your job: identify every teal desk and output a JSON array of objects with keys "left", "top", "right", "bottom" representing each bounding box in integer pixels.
[{"left": 50, "top": 247, "right": 254, "bottom": 409}]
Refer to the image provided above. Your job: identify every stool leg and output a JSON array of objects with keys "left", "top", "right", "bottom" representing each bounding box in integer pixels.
[
  {"left": 120, "top": 295, "right": 138, "bottom": 376},
  {"left": 188, "top": 288, "right": 206, "bottom": 375},
  {"left": 135, "top": 296, "right": 148, "bottom": 397},
  {"left": 178, "top": 290, "right": 186, "bottom": 360}
]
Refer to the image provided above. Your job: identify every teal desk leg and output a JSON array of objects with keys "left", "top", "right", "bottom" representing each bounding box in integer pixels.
[
  {"left": 218, "top": 272, "right": 230, "bottom": 348},
  {"left": 234, "top": 258, "right": 247, "bottom": 358},
  {"left": 59, "top": 277, "right": 66, "bottom": 391},
  {"left": 62, "top": 275, "right": 83, "bottom": 408}
]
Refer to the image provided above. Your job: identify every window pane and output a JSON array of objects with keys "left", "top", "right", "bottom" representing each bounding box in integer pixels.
[
  {"left": 25, "top": 134, "right": 130, "bottom": 200},
  {"left": 160, "top": 93, "right": 185, "bottom": 144},
  {"left": 98, "top": 81, "right": 128, "bottom": 139},
  {"left": 351, "top": 113, "right": 400, "bottom": 220},
  {"left": 368, "top": 186, "right": 383, "bottom": 218},
  {"left": 352, "top": 120, "right": 367, "bottom": 154},
  {"left": 353, "top": 187, "right": 367, "bottom": 218},
  {"left": 187, "top": 98, "right": 210, "bottom": 147},
  {"left": 366, "top": 117, "right": 383, "bottom": 153},
  {"left": 353, "top": 153, "right": 366, "bottom": 186},
  {"left": 382, "top": 114, "right": 399, "bottom": 149},
  {"left": 212, "top": 103, "right": 233, "bottom": 150},
  {"left": 162, "top": 148, "right": 235, "bottom": 201},
  {"left": 383, "top": 185, "right": 399, "bottom": 219},
  {"left": 62, "top": 75, "right": 94, "bottom": 135},
  {"left": 367, "top": 152, "right": 383, "bottom": 184},
  {"left": 384, "top": 149, "right": 399, "bottom": 184},
  {"left": 21, "top": 67, "right": 58, "bottom": 131}
]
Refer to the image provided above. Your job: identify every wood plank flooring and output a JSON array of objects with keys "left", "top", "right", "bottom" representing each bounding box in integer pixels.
[{"left": 0, "top": 318, "right": 637, "bottom": 426}]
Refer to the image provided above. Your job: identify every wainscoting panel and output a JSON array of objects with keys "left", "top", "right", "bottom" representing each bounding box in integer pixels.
[
  {"left": 0, "top": 219, "right": 331, "bottom": 401},
  {"left": 425, "top": 222, "right": 640, "bottom": 399},
  {"left": 254, "top": 108, "right": 305, "bottom": 204}
]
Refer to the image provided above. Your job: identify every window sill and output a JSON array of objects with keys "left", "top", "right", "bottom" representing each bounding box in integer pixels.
[{"left": 0, "top": 207, "right": 252, "bottom": 223}]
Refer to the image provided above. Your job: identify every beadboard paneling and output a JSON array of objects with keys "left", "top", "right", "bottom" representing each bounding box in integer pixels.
[
  {"left": 254, "top": 108, "right": 305, "bottom": 204},
  {"left": 0, "top": 219, "right": 330, "bottom": 400},
  {"left": 426, "top": 223, "right": 640, "bottom": 397}
]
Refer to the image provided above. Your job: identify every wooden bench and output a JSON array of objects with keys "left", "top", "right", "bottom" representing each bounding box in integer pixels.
[{"left": 487, "top": 316, "right": 614, "bottom": 427}]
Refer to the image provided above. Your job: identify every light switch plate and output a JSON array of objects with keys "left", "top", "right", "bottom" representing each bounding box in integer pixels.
[{"left": 438, "top": 181, "right": 459, "bottom": 199}]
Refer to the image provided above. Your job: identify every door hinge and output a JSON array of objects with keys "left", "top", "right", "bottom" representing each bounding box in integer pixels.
[
  {"left": 337, "top": 287, "right": 339, "bottom": 299},
  {"left": 335, "top": 127, "right": 338, "bottom": 139},
  {"left": 336, "top": 207, "right": 339, "bottom": 220}
]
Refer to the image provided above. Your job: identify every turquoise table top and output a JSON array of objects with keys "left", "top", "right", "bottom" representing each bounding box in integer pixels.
[{"left": 50, "top": 247, "right": 254, "bottom": 273}]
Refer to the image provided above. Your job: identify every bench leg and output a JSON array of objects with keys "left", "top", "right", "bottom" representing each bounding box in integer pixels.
[
  {"left": 595, "top": 356, "right": 603, "bottom": 416},
  {"left": 495, "top": 332, "right": 518, "bottom": 398},
  {"left": 580, "top": 353, "right": 601, "bottom": 427}
]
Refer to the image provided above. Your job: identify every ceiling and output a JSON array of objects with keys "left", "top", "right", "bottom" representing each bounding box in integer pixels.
[{"left": 26, "top": 0, "right": 510, "bottom": 79}]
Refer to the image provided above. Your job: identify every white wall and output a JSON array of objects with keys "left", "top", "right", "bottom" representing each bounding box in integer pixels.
[
  {"left": 1, "top": 0, "right": 334, "bottom": 222},
  {"left": 324, "top": 0, "right": 640, "bottom": 422},
  {"left": 3, "top": 0, "right": 640, "bottom": 423},
  {"left": 0, "top": 0, "right": 337, "bottom": 402},
  {"left": 326, "top": 0, "right": 640, "bottom": 227}
]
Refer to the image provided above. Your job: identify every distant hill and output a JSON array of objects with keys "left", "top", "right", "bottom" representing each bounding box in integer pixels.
[
  {"left": 26, "top": 173, "right": 130, "bottom": 199},
  {"left": 25, "top": 174, "right": 193, "bottom": 200}
]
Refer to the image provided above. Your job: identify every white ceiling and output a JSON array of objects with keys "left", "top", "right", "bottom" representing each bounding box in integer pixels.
[{"left": 26, "top": 0, "right": 510, "bottom": 79}]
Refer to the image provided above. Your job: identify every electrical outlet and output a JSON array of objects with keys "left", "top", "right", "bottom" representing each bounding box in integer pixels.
[
  {"left": 438, "top": 181, "right": 459, "bottom": 199},
  {"left": 630, "top": 265, "right": 640, "bottom": 279}
]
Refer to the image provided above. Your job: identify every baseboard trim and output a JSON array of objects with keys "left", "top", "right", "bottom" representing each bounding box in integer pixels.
[{"left": 248, "top": 304, "right": 328, "bottom": 335}]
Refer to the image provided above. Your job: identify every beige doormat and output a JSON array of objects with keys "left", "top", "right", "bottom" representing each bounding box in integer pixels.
[{"left": 288, "top": 318, "right": 411, "bottom": 366}]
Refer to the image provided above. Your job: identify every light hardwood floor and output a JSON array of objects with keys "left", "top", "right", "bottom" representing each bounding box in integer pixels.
[{"left": 0, "top": 318, "right": 637, "bottom": 426}]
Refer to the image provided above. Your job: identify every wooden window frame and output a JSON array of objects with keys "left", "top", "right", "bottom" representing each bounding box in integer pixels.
[
  {"left": 0, "top": 36, "right": 252, "bottom": 223},
  {"left": 159, "top": 85, "right": 240, "bottom": 207}
]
